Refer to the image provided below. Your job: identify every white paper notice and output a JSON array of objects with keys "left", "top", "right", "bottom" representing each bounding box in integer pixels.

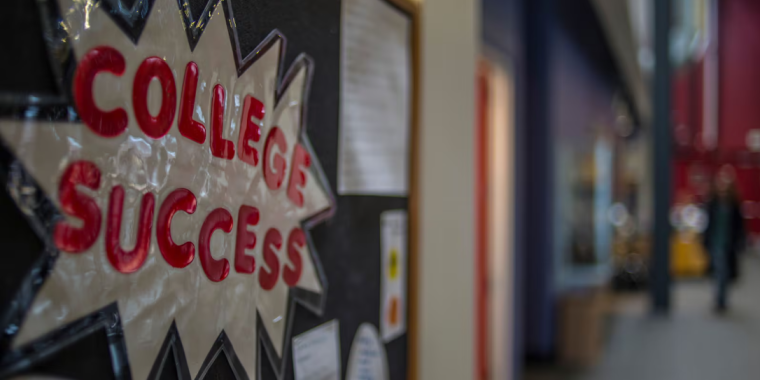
[
  {"left": 339, "top": 0, "right": 412, "bottom": 196},
  {"left": 345, "top": 323, "right": 389, "bottom": 380},
  {"left": 292, "top": 320, "right": 342, "bottom": 380},
  {"left": 380, "top": 210, "right": 407, "bottom": 342}
]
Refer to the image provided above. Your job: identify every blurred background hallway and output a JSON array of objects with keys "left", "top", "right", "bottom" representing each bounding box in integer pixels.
[
  {"left": 526, "top": 251, "right": 760, "bottom": 380},
  {"left": 478, "top": 1, "right": 760, "bottom": 378}
]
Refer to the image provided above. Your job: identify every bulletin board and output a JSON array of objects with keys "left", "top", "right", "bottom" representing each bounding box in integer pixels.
[
  {"left": 286, "top": 0, "right": 420, "bottom": 379},
  {"left": 0, "top": 0, "right": 419, "bottom": 380}
]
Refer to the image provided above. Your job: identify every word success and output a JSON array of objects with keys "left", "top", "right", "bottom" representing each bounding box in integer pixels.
[{"left": 52, "top": 45, "right": 313, "bottom": 287}]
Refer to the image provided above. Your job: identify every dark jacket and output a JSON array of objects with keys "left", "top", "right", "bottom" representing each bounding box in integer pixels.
[{"left": 703, "top": 196, "right": 746, "bottom": 281}]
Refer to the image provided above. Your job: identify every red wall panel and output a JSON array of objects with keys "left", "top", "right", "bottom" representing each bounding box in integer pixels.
[{"left": 719, "top": 0, "right": 760, "bottom": 152}]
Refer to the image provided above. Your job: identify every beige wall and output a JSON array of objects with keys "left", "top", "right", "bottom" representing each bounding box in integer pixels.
[{"left": 416, "top": 0, "right": 479, "bottom": 379}]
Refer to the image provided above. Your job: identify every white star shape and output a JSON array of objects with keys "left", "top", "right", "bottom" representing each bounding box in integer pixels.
[{"left": 0, "top": 0, "right": 334, "bottom": 378}]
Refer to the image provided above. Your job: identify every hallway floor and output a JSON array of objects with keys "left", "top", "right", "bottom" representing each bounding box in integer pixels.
[{"left": 527, "top": 253, "right": 760, "bottom": 380}]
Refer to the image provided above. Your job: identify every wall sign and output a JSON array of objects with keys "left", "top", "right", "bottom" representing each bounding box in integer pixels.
[
  {"left": 291, "top": 320, "right": 341, "bottom": 380},
  {"left": 380, "top": 210, "right": 407, "bottom": 342},
  {"left": 338, "top": 0, "right": 412, "bottom": 196},
  {"left": 0, "top": 0, "right": 336, "bottom": 379},
  {"left": 345, "top": 323, "right": 389, "bottom": 380}
]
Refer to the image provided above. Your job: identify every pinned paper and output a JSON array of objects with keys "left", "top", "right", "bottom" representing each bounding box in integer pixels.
[
  {"left": 338, "top": 0, "right": 412, "bottom": 196},
  {"left": 292, "top": 320, "right": 341, "bottom": 380},
  {"left": 381, "top": 210, "right": 408, "bottom": 342},
  {"left": 345, "top": 323, "right": 389, "bottom": 380}
]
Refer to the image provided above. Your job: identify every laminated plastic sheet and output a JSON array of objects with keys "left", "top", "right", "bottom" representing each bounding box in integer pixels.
[{"left": 0, "top": 0, "right": 337, "bottom": 378}]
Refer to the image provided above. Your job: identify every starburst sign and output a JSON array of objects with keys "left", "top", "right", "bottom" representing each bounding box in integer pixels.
[{"left": 0, "top": 0, "right": 336, "bottom": 378}]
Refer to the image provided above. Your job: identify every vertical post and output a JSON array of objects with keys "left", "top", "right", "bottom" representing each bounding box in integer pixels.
[
  {"left": 652, "top": 0, "right": 672, "bottom": 312},
  {"left": 702, "top": 0, "right": 719, "bottom": 151},
  {"left": 523, "top": 0, "right": 554, "bottom": 358}
]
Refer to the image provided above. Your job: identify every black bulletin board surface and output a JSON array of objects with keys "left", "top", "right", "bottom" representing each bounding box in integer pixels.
[
  {"left": 0, "top": 0, "right": 414, "bottom": 379},
  {"left": 274, "top": 0, "right": 412, "bottom": 379}
]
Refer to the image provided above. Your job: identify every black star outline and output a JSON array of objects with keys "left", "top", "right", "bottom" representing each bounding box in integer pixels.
[
  {"left": 99, "top": 0, "right": 158, "bottom": 44},
  {"left": 0, "top": 0, "right": 337, "bottom": 379}
]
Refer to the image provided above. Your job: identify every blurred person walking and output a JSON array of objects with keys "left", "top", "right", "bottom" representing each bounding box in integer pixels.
[{"left": 703, "top": 166, "right": 746, "bottom": 312}]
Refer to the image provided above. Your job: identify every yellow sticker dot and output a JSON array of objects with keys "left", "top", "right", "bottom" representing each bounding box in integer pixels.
[{"left": 389, "top": 248, "right": 399, "bottom": 279}]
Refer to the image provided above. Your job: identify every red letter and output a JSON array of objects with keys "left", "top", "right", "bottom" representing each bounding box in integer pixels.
[
  {"left": 234, "top": 205, "right": 259, "bottom": 274},
  {"left": 74, "top": 47, "right": 127, "bottom": 137},
  {"left": 286, "top": 143, "right": 311, "bottom": 207},
  {"left": 133, "top": 57, "right": 177, "bottom": 139},
  {"left": 157, "top": 188, "right": 197, "bottom": 268},
  {"left": 237, "top": 95, "right": 264, "bottom": 167},
  {"left": 106, "top": 186, "right": 155, "bottom": 273},
  {"left": 198, "top": 208, "right": 232, "bottom": 282},
  {"left": 53, "top": 161, "right": 102, "bottom": 253},
  {"left": 259, "top": 228, "right": 281, "bottom": 290},
  {"left": 210, "top": 84, "right": 235, "bottom": 160},
  {"left": 283, "top": 228, "right": 305, "bottom": 287},
  {"left": 263, "top": 127, "right": 287, "bottom": 190},
  {"left": 178, "top": 62, "right": 206, "bottom": 144}
]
